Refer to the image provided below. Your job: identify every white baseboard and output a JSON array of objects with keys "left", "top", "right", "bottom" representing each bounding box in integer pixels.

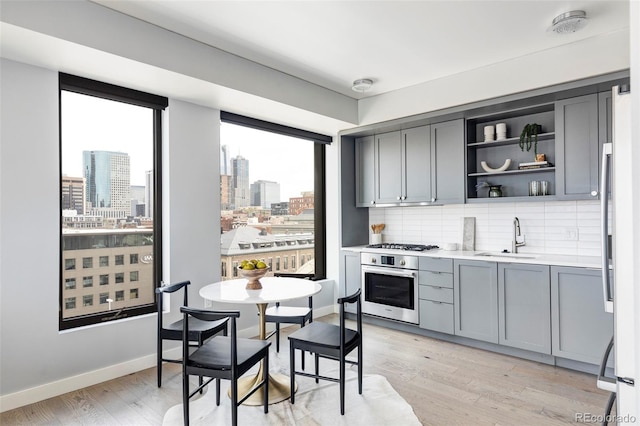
[
  {"left": 0, "top": 353, "right": 157, "bottom": 413},
  {"left": 0, "top": 304, "right": 338, "bottom": 412}
]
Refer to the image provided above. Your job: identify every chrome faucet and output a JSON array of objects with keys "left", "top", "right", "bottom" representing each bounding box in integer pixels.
[{"left": 512, "top": 217, "right": 526, "bottom": 253}]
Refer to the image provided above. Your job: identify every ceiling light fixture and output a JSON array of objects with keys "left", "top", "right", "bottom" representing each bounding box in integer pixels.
[
  {"left": 352, "top": 78, "right": 373, "bottom": 93},
  {"left": 551, "top": 10, "right": 588, "bottom": 34}
]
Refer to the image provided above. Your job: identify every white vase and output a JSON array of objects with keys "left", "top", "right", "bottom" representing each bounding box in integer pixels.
[{"left": 370, "top": 233, "right": 382, "bottom": 245}]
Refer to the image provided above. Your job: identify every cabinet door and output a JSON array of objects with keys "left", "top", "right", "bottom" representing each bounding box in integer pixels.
[
  {"left": 340, "top": 250, "right": 361, "bottom": 314},
  {"left": 432, "top": 119, "right": 465, "bottom": 204},
  {"left": 402, "top": 126, "right": 431, "bottom": 203},
  {"left": 551, "top": 266, "right": 614, "bottom": 365},
  {"left": 498, "top": 263, "right": 551, "bottom": 354},
  {"left": 555, "top": 94, "right": 599, "bottom": 199},
  {"left": 375, "top": 131, "right": 402, "bottom": 203},
  {"left": 454, "top": 260, "right": 498, "bottom": 343},
  {"left": 355, "top": 136, "right": 375, "bottom": 207}
]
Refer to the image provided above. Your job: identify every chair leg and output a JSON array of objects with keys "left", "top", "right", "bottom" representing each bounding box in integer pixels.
[
  {"left": 340, "top": 357, "right": 346, "bottom": 415},
  {"left": 275, "top": 323, "right": 280, "bottom": 352},
  {"left": 290, "top": 340, "right": 296, "bottom": 405},
  {"left": 358, "top": 345, "right": 363, "bottom": 395},
  {"left": 300, "top": 320, "right": 306, "bottom": 370},
  {"left": 157, "top": 339, "right": 162, "bottom": 388},
  {"left": 231, "top": 378, "right": 238, "bottom": 426},
  {"left": 182, "top": 369, "right": 189, "bottom": 425},
  {"left": 216, "top": 378, "right": 221, "bottom": 406},
  {"left": 264, "top": 351, "right": 269, "bottom": 414},
  {"left": 314, "top": 353, "right": 319, "bottom": 384}
]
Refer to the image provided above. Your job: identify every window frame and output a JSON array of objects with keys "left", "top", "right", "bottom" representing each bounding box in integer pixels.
[
  {"left": 220, "top": 112, "right": 329, "bottom": 280},
  {"left": 58, "top": 73, "right": 167, "bottom": 330}
]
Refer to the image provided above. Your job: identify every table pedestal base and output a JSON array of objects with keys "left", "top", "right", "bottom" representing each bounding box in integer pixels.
[{"left": 230, "top": 372, "right": 297, "bottom": 405}]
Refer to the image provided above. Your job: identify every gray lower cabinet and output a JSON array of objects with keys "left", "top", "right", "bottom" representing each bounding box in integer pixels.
[
  {"left": 340, "top": 250, "right": 361, "bottom": 314},
  {"left": 418, "top": 257, "right": 454, "bottom": 334},
  {"left": 431, "top": 119, "right": 464, "bottom": 204},
  {"left": 498, "top": 263, "right": 551, "bottom": 354},
  {"left": 551, "top": 266, "right": 614, "bottom": 365},
  {"left": 454, "top": 259, "right": 498, "bottom": 343},
  {"left": 555, "top": 94, "right": 600, "bottom": 199},
  {"left": 355, "top": 135, "right": 375, "bottom": 207}
]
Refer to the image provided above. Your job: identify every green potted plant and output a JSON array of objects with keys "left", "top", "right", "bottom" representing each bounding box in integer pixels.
[{"left": 519, "top": 123, "right": 542, "bottom": 159}]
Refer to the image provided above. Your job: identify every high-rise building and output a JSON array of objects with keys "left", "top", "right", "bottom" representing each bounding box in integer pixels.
[
  {"left": 220, "top": 174, "right": 232, "bottom": 210},
  {"left": 61, "top": 176, "right": 86, "bottom": 215},
  {"left": 83, "top": 150, "right": 131, "bottom": 219},
  {"left": 145, "top": 170, "right": 153, "bottom": 218},
  {"left": 251, "top": 180, "right": 281, "bottom": 208},
  {"left": 130, "top": 185, "right": 145, "bottom": 217},
  {"left": 220, "top": 145, "right": 230, "bottom": 175},
  {"left": 231, "top": 155, "right": 249, "bottom": 209}
]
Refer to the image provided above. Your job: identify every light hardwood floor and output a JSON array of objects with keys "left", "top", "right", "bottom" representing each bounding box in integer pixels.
[{"left": 1, "top": 314, "right": 612, "bottom": 425}]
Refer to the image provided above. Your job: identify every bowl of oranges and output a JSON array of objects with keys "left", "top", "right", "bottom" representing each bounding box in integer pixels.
[{"left": 238, "top": 259, "right": 269, "bottom": 289}]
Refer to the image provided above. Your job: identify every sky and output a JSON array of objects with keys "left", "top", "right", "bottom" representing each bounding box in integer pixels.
[
  {"left": 61, "top": 91, "right": 314, "bottom": 199},
  {"left": 60, "top": 91, "right": 153, "bottom": 186},
  {"left": 221, "top": 122, "right": 314, "bottom": 200}
]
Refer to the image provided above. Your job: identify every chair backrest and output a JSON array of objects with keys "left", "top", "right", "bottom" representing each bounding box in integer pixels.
[
  {"left": 337, "top": 289, "right": 362, "bottom": 347},
  {"left": 156, "top": 280, "right": 190, "bottom": 330},
  {"left": 181, "top": 307, "right": 238, "bottom": 367},
  {"left": 273, "top": 273, "right": 315, "bottom": 309}
]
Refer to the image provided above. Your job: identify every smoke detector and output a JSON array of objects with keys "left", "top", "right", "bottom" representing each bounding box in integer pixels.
[
  {"left": 551, "top": 10, "right": 588, "bottom": 34},
  {"left": 352, "top": 79, "right": 373, "bottom": 93}
]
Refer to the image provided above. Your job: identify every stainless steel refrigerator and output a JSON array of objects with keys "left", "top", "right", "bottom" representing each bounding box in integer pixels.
[{"left": 599, "top": 84, "right": 638, "bottom": 420}]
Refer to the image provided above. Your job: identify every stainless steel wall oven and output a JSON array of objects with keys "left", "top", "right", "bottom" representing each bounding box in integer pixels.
[{"left": 361, "top": 252, "right": 419, "bottom": 324}]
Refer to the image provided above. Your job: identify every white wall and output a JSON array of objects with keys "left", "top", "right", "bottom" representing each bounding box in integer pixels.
[
  {"left": 0, "top": 58, "right": 159, "bottom": 407},
  {"left": 0, "top": 58, "right": 337, "bottom": 410}
]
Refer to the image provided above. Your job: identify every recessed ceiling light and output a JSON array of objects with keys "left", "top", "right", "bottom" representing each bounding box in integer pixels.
[
  {"left": 551, "top": 10, "right": 588, "bottom": 34},
  {"left": 352, "top": 79, "right": 373, "bottom": 93}
]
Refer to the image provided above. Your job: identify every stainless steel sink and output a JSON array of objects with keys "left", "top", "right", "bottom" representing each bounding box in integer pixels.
[{"left": 473, "top": 252, "right": 538, "bottom": 259}]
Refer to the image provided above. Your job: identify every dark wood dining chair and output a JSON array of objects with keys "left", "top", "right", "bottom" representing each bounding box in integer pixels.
[
  {"left": 264, "top": 273, "right": 314, "bottom": 368},
  {"left": 156, "top": 280, "right": 227, "bottom": 388},
  {"left": 181, "top": 307, "right": 270, "bottom": 426},
  {"left": 288, "top": 289, "right": 362, "bottom": 415}
]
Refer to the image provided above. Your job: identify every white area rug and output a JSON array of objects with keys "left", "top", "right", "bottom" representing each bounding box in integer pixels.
[{"left": 162, "top": 350, "right": 421, "bottom": 425}]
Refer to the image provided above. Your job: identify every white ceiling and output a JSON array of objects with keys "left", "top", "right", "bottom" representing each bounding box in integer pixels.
[{"left": 92, "top": 0, "right": 630, "bottom": 99}]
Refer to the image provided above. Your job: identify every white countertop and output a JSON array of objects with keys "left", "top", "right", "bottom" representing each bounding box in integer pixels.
[{"left": 343, "top": 245, "right": 602, "bottom": 269}]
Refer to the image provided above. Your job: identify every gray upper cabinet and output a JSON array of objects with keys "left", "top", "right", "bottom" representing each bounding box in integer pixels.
[
  {"left": 432, "top": 119, "right": 464, "bottom": 204},
  {"left": 375, "top": 131, "right": 404, "bottom": 203},
  {"left": 375, "top": 127, "right": 432, "bottom": 204},
  {"left": 555, "top": 94, "right": 600, "bottom": 199},
  {"left": 498, "top": 263, "right": 551, "bottom": 354},
  {"left": 454, "top": 259, "right": 499, "bottom": 343},
  {"left": 355, "top": 135, "right": 375, "bottom": 207},
  {"left": 551, "top": 266, "right": 614, "bottom": 365},
  {"left": 402, "top": 126, "right": 432, "bottom": 203}
]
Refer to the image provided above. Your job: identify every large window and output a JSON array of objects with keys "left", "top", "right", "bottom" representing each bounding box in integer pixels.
[
  {"left": 59, "top": 73, "right": 167, "bottom": 330},
  {"left": 219, "top": 112, "right": 329, "bottom": 281}
]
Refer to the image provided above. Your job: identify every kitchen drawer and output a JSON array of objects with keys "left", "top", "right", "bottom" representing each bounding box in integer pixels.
[
  {"left": 419, "top": 299, "right": 454, "bottom": 334},
  {"left": 419, "top": 257, "right": 453, "bottom": 273},
  {"left": 418, "top": 270, "right": 453, "bottom": 288},
  {"left": 419, "top": 285, "right": 454, "bottom": 303}
]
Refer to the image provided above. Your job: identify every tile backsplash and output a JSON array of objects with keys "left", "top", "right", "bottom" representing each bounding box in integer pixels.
[{"left": 368, "top": 200, "right": 607, "bottom": 257}]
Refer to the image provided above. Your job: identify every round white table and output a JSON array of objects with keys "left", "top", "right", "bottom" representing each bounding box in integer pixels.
[{"left": 199, "top": 276, "right": 322, "bottom": 405}]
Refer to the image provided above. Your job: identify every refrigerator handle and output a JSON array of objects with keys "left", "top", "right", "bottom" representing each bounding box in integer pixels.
[{"left": 600, "top": 142, "right": 613, "bottom": 312}]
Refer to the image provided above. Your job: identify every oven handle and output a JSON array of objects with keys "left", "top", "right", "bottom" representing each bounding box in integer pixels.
[{"left": 361, "top": 265, "right": 417, "bottom": 279}]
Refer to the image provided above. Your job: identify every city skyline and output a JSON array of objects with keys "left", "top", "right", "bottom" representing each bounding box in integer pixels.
[{"left": 221, "top": 122, "right": 314, "bottom": 200}]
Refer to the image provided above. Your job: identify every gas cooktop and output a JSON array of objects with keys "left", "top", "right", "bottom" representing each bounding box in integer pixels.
[{"left": 366, "top": 243, "right": 439, "bottom": 251}]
